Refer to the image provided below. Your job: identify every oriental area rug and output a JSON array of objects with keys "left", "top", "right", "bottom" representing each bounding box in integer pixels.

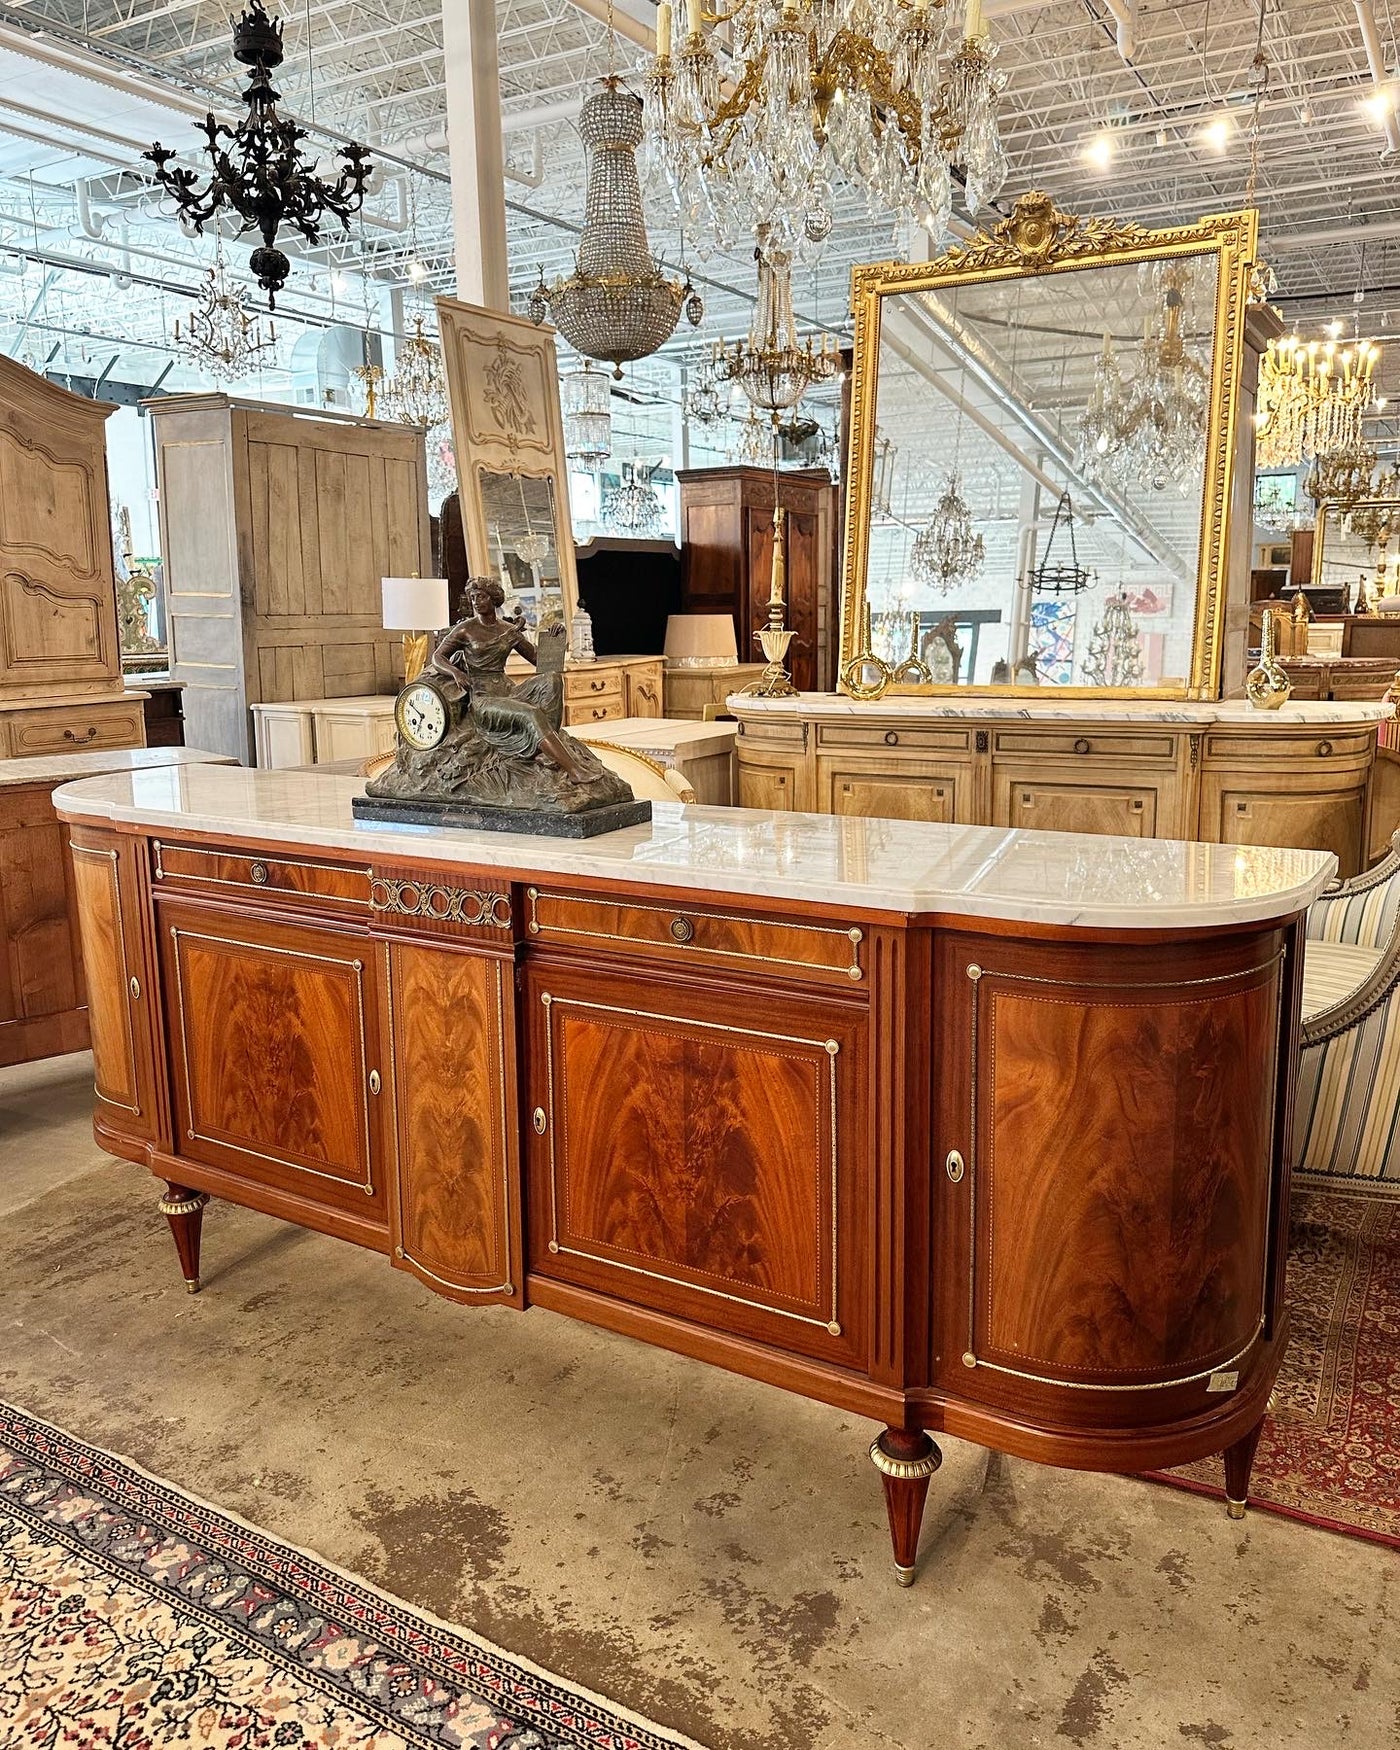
[
  {"left": 1150, "top": 1190, "right": 1400, "bottom": 1549},
  {"left": 0, "top": 1402, "right": 705, "bottom": 1750}
]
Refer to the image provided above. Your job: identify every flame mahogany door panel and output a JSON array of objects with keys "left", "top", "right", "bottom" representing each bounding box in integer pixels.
[
  {"left": 157, "top": 899, "right": 388, "bottom": 1229},
  {"left": 67, "top": 826, "right": 160, "bottom": 1144},
  {"left": 524, "top": 958, "right": 869, "bottom": 1370},
  {"left": 383, "top": 939, "right": 523, "bottom": 1307},
  {"left": 930, "top": 928, "right": 1291, "bottom": 1431}
]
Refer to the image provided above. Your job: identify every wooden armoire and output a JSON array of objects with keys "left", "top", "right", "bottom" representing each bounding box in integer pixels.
[
  {"left": 0, "top": 356, "right": 144, "bottom": 755},
  {"left": 677, "top": 466, "right": 838, "bottom": 694},
  {"left": 147, "top": 394, "right": 432, "bottom": 763}
]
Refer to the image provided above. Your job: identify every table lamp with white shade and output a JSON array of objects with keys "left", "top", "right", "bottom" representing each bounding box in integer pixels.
[
  {"left": 382, "top": 574, "right": 450, "bottom": 682},
  {"left": 663, "top": 613, "right": 739, "bottom": 668}
]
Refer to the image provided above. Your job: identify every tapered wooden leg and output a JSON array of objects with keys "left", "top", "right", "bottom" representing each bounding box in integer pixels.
[
  {"left": 158, "top": 1183, "right": 209, "bottom": 1294},
  {"left": 869, "top": 1427, "right": 942, "bottom": 1587},
  {"left": 1223, "top": 1416, "right": 1266, "bottom": 1520}
]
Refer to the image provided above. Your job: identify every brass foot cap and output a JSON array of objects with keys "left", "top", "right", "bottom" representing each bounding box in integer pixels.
[
  {"left": 185, "top": 1278, "right": 200, "bottom": 1295},
  {"left": 1226, "top": 1498, "right": 1247, "bottom": 1520},
  {"left": 894, "top": 1564, "right": 916, "bottom": 1588}
]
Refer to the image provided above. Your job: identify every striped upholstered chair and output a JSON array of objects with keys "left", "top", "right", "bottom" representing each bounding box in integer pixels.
[{"left": 1295, "top": 834, "right": 1400, "bottom": 1196}]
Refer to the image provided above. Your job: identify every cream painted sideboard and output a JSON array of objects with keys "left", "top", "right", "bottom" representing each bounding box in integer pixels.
[{"left": 731, "top": 695, "right": 1395, "bottom": 878}]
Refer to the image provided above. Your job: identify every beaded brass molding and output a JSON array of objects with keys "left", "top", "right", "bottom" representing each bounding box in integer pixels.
[
  {"left": 371, "top": 877, "right": 512, "bottom": 929},
  {"left": 840, "top": 190, "right": 1260, "bottom": 702}
]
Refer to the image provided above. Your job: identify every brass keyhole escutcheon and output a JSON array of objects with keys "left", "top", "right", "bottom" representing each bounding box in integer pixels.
[
  {"left": 250, "top": 861, "right": 269, "bottom": 884},
  {"left": 129, "top": 975, "right": 141, "bottom": 1001},
  {"left": 368, "top": 1069, "right": 381, "bottom": 1096},
  {"left": 532, "top": 1107, "right": 547, "bottom": 1135},
  {"left": 670, "top": 915, "right": 695, "bottom": 943},
  {"left": 946, "top": 1149, "right": 965, "bottom": 1184}
]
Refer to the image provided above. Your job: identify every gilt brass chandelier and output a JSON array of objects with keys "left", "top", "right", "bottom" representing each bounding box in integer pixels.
[
  {"left": 1256, "top": 331, "right": 1383, "bottom": 469},
  {"left": 713, "top": 230, "right": 840, "bottom": 420},
  {"left": 380, "top": 315, "right": 449, "bottom": 430},
  {"left": 642, "top": 0, "right": 1006, "bottom": 256},
  {"left": 175, "top": 237, "right": 277, "bottom": 379},
  {"left": 910, "top": 472, "right": 984, "bottom": 593},
  {"left": 145, "top": 0, "right": 372, "bottom": 308}
]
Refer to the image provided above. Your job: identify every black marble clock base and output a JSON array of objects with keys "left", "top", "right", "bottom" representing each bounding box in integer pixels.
[{"left": 352, "top": 793, "right": 653, "bottom": 838}]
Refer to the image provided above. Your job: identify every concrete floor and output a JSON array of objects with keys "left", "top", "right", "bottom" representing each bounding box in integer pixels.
[{"left": 1, "top": 1053, "right": 1396, "bottom": 1750}]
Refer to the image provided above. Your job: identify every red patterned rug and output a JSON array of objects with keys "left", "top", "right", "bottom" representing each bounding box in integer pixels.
[
  {"left": 1150, "top": 1190, "right": 1400, "bottom": 1548},
  {"left": 0, "top": 1400, "right": 706, "bottom": 1749}
]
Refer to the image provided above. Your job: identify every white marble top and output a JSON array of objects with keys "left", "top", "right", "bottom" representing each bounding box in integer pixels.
[
  {"left": 572, "top": 717, "right": 736, "bottom": 759},
  {"left": 0, "top": 746, "right": 234, "bottom": 790},
  {"left": 250, "top": 694, "right": 394, "bottom": 715},
  {"left": 728, "top": 692, "right": 1395, "bottom": 726},
  {"left": 52, "top": 765, "right": 1336, "bottom": 930}
]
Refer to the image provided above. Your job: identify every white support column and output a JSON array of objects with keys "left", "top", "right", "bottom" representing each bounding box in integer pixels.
[{"left": 442, "top": 0, "right": 510, "bottom": 310}]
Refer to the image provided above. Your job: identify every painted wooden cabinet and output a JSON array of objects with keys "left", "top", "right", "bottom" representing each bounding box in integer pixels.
[{"left": 147, "top": 393, "right": 431, "bottom": 763}]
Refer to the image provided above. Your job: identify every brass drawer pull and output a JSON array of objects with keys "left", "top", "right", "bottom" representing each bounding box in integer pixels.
[
  {"left": 368, "top": 1069, "right": 381, "bottom": 1096},
  {"left": 946, "top": 1149, "right": 965, "bottom": 1184},
  {"left": 884, "top": 729, "right": 899, "bottom": 747},
  {"left": 1317, "top": 739, "right": 1334, "bottom": 757},
  {"left": 669, "top": 915, "right": 696, "bottom": 943},
  {"left": 64, "top": 726, "right": 98, "bottom": 744},
  {"left": 1073, "top": 737, "right": 1091, "bottom": 755},
  {"left": 250, "top": 860, "right": 270, "bottom": 884},
  {"left": 590, "top": 677, "right": 606, "bottom": 691}
]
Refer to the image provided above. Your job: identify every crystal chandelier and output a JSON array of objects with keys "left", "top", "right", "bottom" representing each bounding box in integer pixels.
[
  {"left": 1256, "top": 331, "right": 1382, "bottom": 468},
  {"left": 561, "top": 363, "right": 612, "bottom": 461},
  {"left": 910, "top": 472, "right": 984, "bottom": 593},
  {"left": 145, "top": 0, "right": 372, "bottom": 308},
  {"left": 603, "top": 461, "right": 665, "bottom": 532},
  {"left": 1075, "top": 262, "right": 1208, "bottom": 493},
  {"left": 642, "top": 0, "right": 1006, "bottom": 254},
  {"left": 1349, "top": 498, "right": 1398, "bottom": 552},
  {"left": 530, "top": 79, "right": 700, "bottom": 377},
  {"left": 684, "top": 357, "right": 729, "bottom": 425},
  {"left": 733, "top": 411, "right": 777, "bottom": 466},
  {"left": 1306, "top": 439, "right": 1380, "bottom": 510},
  {"left": 175, "top": 238, "right": 277, "bottom": 378},
  {"left": 1083, "top": 593, "right": 1145, "bottom": 688},
  {"left": 380, "top": 315, "right": 449, "bottom": 429},
  {"left": 714, "top": 230, "right": 840, "bottom": 420}
]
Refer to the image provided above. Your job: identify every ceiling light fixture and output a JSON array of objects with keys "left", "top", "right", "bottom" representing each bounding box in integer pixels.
[
  {"left": 1084, "top": 132, "right": 1115, "bottom": 170},
  {"left": 144, "top": 0, "right": 372, "bottom": 309},
  {"left": 1202, "top": 115, "right": 1232, "bottom": 152}
]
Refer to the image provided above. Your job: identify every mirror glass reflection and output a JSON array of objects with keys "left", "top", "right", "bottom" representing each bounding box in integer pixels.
[
  {"left": 1313, "top": 500, "right": 1400, "bottom": 607},
  {"left": 866, "top": 250, "right": 1220, "bottom": 687},
  {"left": 477, "top": 468, "right": 564, "bottom": 619}
]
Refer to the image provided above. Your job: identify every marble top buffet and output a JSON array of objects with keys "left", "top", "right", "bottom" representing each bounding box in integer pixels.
[
  {"left": 57, "top": 764, "right": 1332, "bottom": 1582},
  {"left": 729, "top": 694, "right": 1395, "bottom": 878}
]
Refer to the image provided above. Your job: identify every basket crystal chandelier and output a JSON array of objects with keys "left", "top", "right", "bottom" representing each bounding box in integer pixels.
[
  {"left": 603, "top": 460, "right": 665, "bottom": 531},
  {"left": 145, "top": 0, "right": 372, "bottom": 308},
  {"left": 530, "top": 80, "right": 701, "bottom": 377},
  {"left": 561, "top": 363, "right": 613, "bottom": 461},
  {"left": 380, "top": 316, "right": 449, "bottom": 429},
  {"left": 713, "top": 229, "right": 840, "bottom": 419},
  {"left": 910, "top": 472, "right": 984, "bottom": 593},
  {"left": 1256, "top": 331, "right": 1383, "bottom": 469},
  {"left": 642, "top": 0, "right": 1006, "bottom": 255},
  {"left": 175, "top": 238, "right": 277, "bottom": 378}
]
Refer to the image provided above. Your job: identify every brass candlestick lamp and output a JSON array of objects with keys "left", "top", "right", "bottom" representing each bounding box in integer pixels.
[{"left": 745, "top": 506, "right": 799, "bottom": 699}]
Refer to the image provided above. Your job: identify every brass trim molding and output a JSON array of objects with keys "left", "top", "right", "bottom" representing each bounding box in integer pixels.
[
  {"left": 70, "top": 843, "right": 141, "bottom": 1117},
  {"left": 168, "top": 926, "right": 376, "bottom": 1196},
  {"left": 839, "top": 191, "right": 1259, "bottom": 701},
  {"left": 372, "top": 877, "right": 512, "bottom": 929},
  {"left": 526, "top": 886, "right": 865, "bottom": 982},
  {"left": 868, "top": 1436, "right": 942, "bottom": 1482},
  {"left": 541, "top": 990, "right": 844, "bottom": 1338}
]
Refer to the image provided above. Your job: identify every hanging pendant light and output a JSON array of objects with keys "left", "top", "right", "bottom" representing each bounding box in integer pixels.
[
  {"left": 175, "top": 235, "right": 277, "bottom": 378},
  {"left": 381, "top": 315, "right": 449, "bottom": 430},
  {"left": 144, "top": 0, "right": 373, "bottom": 309},
  {"left": 911, "top": 472, "right": 985, "bottom": 594},
  {"left": 1026, "top": 490, "right": 1094, "bottom": 595},
  {"left": 561, "top": 363, "right": 613, "bottom": 461}
]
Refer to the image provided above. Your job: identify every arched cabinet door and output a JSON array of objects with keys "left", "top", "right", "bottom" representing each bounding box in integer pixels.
[
  {"left": 929, "top": 925, "right": 1295, "bottom": 1443},
  {"left": 67, "top": 826, "right": 161, "bottom": 1145}
]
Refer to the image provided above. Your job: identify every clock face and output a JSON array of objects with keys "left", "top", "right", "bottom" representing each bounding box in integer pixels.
[{"left": 395, "top": 680, "right": 449, "bottom": 751}]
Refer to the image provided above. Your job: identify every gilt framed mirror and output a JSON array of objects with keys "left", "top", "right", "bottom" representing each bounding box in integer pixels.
[
  {"left": 1312, "top": 498, "right": 1400, "bottom": 607},
  {"left": 436, "top": 295, "right": 580, "bottom": 628},
  {"left": 838, "top": 193, "right": 1259, "bottom": 697}
]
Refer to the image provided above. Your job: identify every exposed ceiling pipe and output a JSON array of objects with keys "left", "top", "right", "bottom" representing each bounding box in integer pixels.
[
  {"left": 1102, "top": 0, "right": 1136, "bottom": 64},
  {"left": 1355, "top": 0, "right": 1400, "bottom": 155}
]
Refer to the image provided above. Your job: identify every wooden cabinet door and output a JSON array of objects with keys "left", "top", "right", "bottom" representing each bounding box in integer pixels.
[
  {"left": 383, "top": 941, "right": 522, "bottom": 1305},
  {"left": 159, "top": 902, "right": 388, "bottom": 1229},
  {"left": 931, "top": 930, "right": 1286, "bottom": 1425},
  {"left": 737, "top": 758, "right": 797, "bottom": 810},
  {"left": 1199, "top": 774, "right": 1366, "bottom": 880},
  {"left": 823, "top": 760, "right": 965, "bottom": 824},
  {"left": 525, "top": 959, "right": 868, "bottom": 1368},
  {"left": 993, "top": 769, "right": 1159, "bottom": 838},
  {"left": 68, "top": 828, "right": 160, "bottom": 1141},
  {"left": 625, "top": 662, "right": 664, "bottom": 718},
  {"left": 0, "top": 785, "right": 86, "bottom": 1066}
]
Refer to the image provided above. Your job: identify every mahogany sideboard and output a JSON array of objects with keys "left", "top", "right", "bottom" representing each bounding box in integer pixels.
[
  {"left": 0, "top": 747, "right": 230, "bottom": 1067},
  {"left": 55, "top": 767, "right": 1334, "bottom": 1584}
]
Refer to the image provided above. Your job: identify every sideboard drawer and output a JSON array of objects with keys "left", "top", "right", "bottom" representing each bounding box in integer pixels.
[
  {"left": 816, "top": 721, "right": 974, "bottom": 755},
  {"left": 1203, "top": 729, "right": 1374, "bottom": 765},
  {"left": 9, "top": 701, "right": 145, "bottom": 756},
  {"left": 567, "top": 695, "right": 625, "bottom": 725},
  {"left": 153, "top": 840, "right": 372, "bottom": 915},
  {"left": 992, "top": 727, "right": 1178, "bottom": 763},
  {"left": 526, "top": 886, "right": 865, "bottom": 984},
  {"left": 565, "top": 669, "right": 624, "bottom": 702}
]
